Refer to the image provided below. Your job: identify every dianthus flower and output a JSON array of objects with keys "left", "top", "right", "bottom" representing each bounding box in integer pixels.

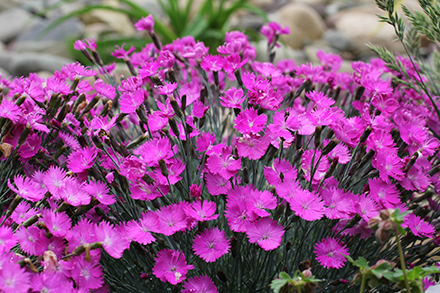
[
  {"left": 204, "top": 171, "right": 232, "bottom": 195},
  {"left": 111, "top": 43, "right": 136, "bottom": 60},
  {"left": 0, "top": 261, "right": 31, "bottom": 293},
  {"left": 126, "top": 212, "right": 158, "bottom": 245},
  {"left": 186, "top": 200, "right": 219, "bottom": 222},
  {"left": 95, "top": 221, "right": 129, "bottom": 259},
  {"left": 260, "top": 21, "right": 290, "bottom": 46},
  {"left": 70, "top": 256, "right": 104, "bottom": 290},
  {"left": 206, "top": 146, "right": 241, "bottom": 180},
  {"left": 84, "top": 180, "right": 116, "bottom": 205},
  {"left": 0, "top": 227, "right": 16, "bottom": 253},
  {"left": 8, "top": 174, "right": 45, "bottom": 202},
  {"left": 193, "top": 228, "right": 230, "bottom": 262},
  {"left": 236, "top": 134, "right": 270, "bottom": 160},
  {"left": 41, "top": 210, "right": 71, "bottom": 238},
  {"left": 182, "top": 275, "right": 218, "bottom": 293},
  {"left": 289, "top": 189, "right": 324, "bottom": 221},
  {"left": 264, "top": 158, "right": 298, "bottom": 188},
  {"left": 119, "top": 89, "right": 146, "bottom": 114},
  {"left": 234, "top": 108, "right": 267, "bottom": 135},
  {"left": 153, "top": 249, "right": 194, "bottom": 285},
  {"left": 369, "top": 178, "right": 401, "bottom": 208},
  {"left": 155, "top": 203, "right": 191, "bottom": 236},
  {"left": 201, "top": 55, "right": 225, "bottom": 72},
  {"left": 314, "top": 237, "right": 349, "bottom": 269},
  {"left": 246, "top": 189, "right": 277, "bottom": 218},
  {"left": 246, "top": 217, "right": 284, "bottom": 251},
  {"left": 134, "top": 14, "right": 155, "bottom": 33},
  {"left": 403, "top": 213, "right": 435, "bottom": 238},
  {"left": 220, "top": 87, "right": 245, "bottom": 109},
  {"left": 67, "top": 146, "right": 98, "bottom": 173}
]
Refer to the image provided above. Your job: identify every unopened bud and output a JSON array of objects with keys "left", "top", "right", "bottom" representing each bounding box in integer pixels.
[
  {"left": 217, "top": 270, "right": 227, "bottom": 283},
  {"left": 243, "top": 167, "right": 249, "bottom": 184},
  {"left": 314, "top": 126, "right": 322, "bottom": 148},
  {"left": 322, "top": 139, "right": 339, "bottom": 156},
  {"left": 359, "top": 126, "right": 372, "bottom": 144},
  {"left": 168, "top": 117, "right": 180, "bottom": 137},
  {"left": 159, "top": 159, "right": 169, "bottom": 177}
]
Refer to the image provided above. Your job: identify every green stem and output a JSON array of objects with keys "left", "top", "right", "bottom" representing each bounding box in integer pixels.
[
  {"left": 395, "top": 232, "right": 411, "bottom": 293},
  {"left": 360, "top": 273, "right": 366, "bottom": 293}
]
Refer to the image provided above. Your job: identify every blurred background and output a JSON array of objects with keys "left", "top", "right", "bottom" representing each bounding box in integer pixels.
[{"left": 0, "top": 0, "right": 428, "bottom": 77}]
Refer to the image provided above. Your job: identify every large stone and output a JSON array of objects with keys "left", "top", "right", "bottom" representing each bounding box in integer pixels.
[
  {"left": 254, "top": 40, "right": 308, "bottom": 65},
  {"left": 0, "top": 51, "right": 74, "bottom": 76},
  {"left": 330, "top": 2, "right": 424, "bottom": 56},
  {"left": 15, "top": 17, "right": 84, "bottom": 42},
  {"left": 322, "top": 29, "right": 354, "bottom": 52},
  {"left": 12, "top": 41, "right": 72, "bottom": 59},
  {"left": 274, "top": 3, "right": 326, "bottom": 49},
  {"left": 0, "top": 8, "right": 33, "bottom": 42}
]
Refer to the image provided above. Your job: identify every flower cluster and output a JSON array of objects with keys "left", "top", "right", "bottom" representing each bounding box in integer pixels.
[{"left": 0, "top": 14, "right": 439, "bottom": 293}]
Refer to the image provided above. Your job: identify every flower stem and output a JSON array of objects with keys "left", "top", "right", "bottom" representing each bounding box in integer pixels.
[
  {"left": 395, "top": 232, "right": 411, "bottom": 293},
  {"left": 360, "top": 273, "right": 366, "bottom": 293}
]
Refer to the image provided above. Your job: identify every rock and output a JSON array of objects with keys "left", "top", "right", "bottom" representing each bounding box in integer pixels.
[
  {"left": 249, "top": 0, "right": 273, "bottom": 7},
  {"left": 81, "top": 0, "right": 135, "bottom": 36},
  {"left": 0, "top": 0, "right": 17, "bottom": 12},
  {"left": 0, "top": 9, "right": 33, "bottom": 42},
  {"left": 274, "top": 3, "right": 326, "bottom": 49},
  {"left": 254, "top": 40, "right": 308, "bottom": 65},
  {"left": 83, "top": 23, "right": 114, "bottom": 40},
  {"left": 330, "top": 2, "right": 424, "bottom": 56},
  {"left": 322, "top": 29, "right": 354, "bottom": 52},
  {"left": 15, "top": 17, "right": 84, "bottom": 42},
  {"left": 303, "top": 42, "right": 338, "bottom": 64},
  {"left": 0, "top": 51, "right": 74, "bottom": 76},
  {"left": 12, "top": 41, "right": 72, "bottom": 59},
  {"left": 230, "top": 11, "right": 265, "bottom": 31}
]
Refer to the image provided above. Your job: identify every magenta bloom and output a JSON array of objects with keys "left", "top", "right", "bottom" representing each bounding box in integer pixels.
[
  {"left": 84, "top": 180, "right": 116, "bottom": 205},
  {"left": 126, "top": 212, "right": 158, "bottom": 245},
  {"left": 246, "top": 189, "right": 277, "bottom": 218},
  {"left": 155, "top": 203, "right": 191, "bottom": 236},
  {"left": 15, "top": 226, "right": 49, "bottom": 255},
  {"left": 264, "top": 158, "right": 298, "bottom": 188},
  {"left": 187, "top": 200, "right": 219, "bottom": 222},
  {"left": 314, "top": 237, "right": 349, "bottom": 269},
  {"left": 369, "top": 178, "right": 400, "bottom": 208},
  {"left": 41, "top": 210, "right": 71, "bottom": 237},
  {"left": 236, "top": 134, "right": 270, "bottom": 160},
  {"left": 0, "top": 227, "right": 17, "bottom": 253},
  {"left": 95, "top": 221, "right": 129, "bottom": 259},
  {"left": 403, "top": 213, "right": 435, "bottom": 238},
  {"left": 119, "top": 155, "right": 146, "bottom": 181},
  {"left": 193, "top": 228, "right": 230, "bottom": 262},
  {"left": 136, "top": 137, "right": 173, "bottom": 167},
  {"left": 206, "top": 146, "right": 241, "bottom": 180},
  {"left": 70, "top": 256, "right": 104, "bottom": 290},
  {"left": 0, "top": 261, "right": 30, "bottom": 293},
  {"left": 234, "top": 108, "right": 267, "bottom": 135},
  {"left": 0, "top": 99, "right": 20, "bottom": 122},
  {"left": 201, "top": 55, "right": 225, "bottom": 72},
  {"left": 182, "top": 275, "right": 218, "bottom": 293},
  {"left": 134, "top": 14, "right": 155, "bottom": 33},
  {"left": 260, "top": 21, "right": 290, "bottom": 46},
  {"left": 220, "top": 87, "right": 245, "bottom": 109},
  {"left": 205, "top": 171, "right": 232, "bottom": 195},
  {"left": 153, "top": 249, "right": 194, "bottom": 285},
  {"left": 111, "top": 43, "right": 136, "bottom": 60},
  {"left": 67, "top": 146, "right": 98, "bottom": 173},
  {"left": 119, "top": 89, "right": 146, "bottom": 114},
  {"left": 246, "top": 217, "right": 284, "bottom": 251},
  {"left": 289, "top": 189, "right": 324, "bottom": 221},
  {"left": 8, "top": 174, "right": 45, "bottom": 202},
  {"left": 157, "top": 50, "right": 175, "bottom": 68},
  {"left": 58, "top": 178, "right": 91, "bottom": 206}
]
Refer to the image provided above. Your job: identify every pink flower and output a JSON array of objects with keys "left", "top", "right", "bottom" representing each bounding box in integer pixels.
[
  {"left": 301, "top": 150, "right": 329, "bottom": 184},
  {"left": 119, "top": 89, "right": 146, "bottom": 114},
  {"left": 119, "top": 155, "right": 146, "bottom": 181},
  {"left": 126, "top": 212, "right": 158, "bottom": 245},
  {"left": 41, "top": 210, "right": 71, "bottom": 237},
  {"left": 260, "top": 21, "right": 290, "bottom": 46},
  {"left": 325, "top": 140, "right": 351, "bottom": 164},
  {"left": 15, "top": 226, "right": 49, "bottom": 255},
  {"left": 0, "top": 261, "right": 30, "bottom": 293},
  {"left": 246, "top": 217, "right": 284, "bottom": 251},
  {"left": 157, "top": 50, "right": 175, "bottom": 68},
  {"left": 369, "top": 178, "right": 401, "bottom": 208},
  {"left": 70, "top": 256, "right": 104, "bottom": 290},
  {"left": 373, "top": 152, "right": 405, "bottom": 183},
  {"left": 135, "top": 137, "right": 173, "bottom": 167},
  {"left": 316, "top": 50, "right": 342, "bottom": 72},
  {"left": 400, "top": 167, "right": 431, "bottom": 192},
  {"left": 264, "top": 158, "right": 298, "bottom": 188},
  {"left": 201, "top": 55, "right": 225, "bottom": 72},
  {"left": 67, "top": 146, "right": 98, "bottom": 173},
  {"left": 196, "top": 133, "right": 216, "bottom": 153},
  {"left": 94, "top": 79, "right": 116, "bottom": 100},
  {"left": 314, "top": 237, "right": 349, "bottom": 269},
  {"left": 246, "top": 189, "right": 277, "bottom": 218},
  {"left": 187, "top": 200, "right": 219, "bottom": 222},
  {"left": 84, "top": 180, "right": 116, "bottom": 205},
  {"left": 223, "top": 54, "right": 247, "bottom": 74},
  {"left": 43, "top": 166, "right": 67, "bottom": 200},
  {"left": 289, "top": 189, "right": 324, "bottom": 221},
  {"left": 134, "top": 14, "right": 155, "bottom": 33},
  {"left": 403, "top": 213, "right": 435, "bottom": 238},
  {"left": 111, "top": 44, "right": 136, "bottom": 60},
  {"left": 155, "top": 203, "right": 191, "bottom": 236},
  {"left": 306, "top": 91, "right": 335, "bottom": 108},
  {"left": 321, "top": 188, "right": 354, "bottom": 219},
  {"left": 205, "top": 171, "right": 232, "bottom": 195},
  {"left": 206, "top": 146, "right": 241, "bottom": 180},
  {"left": 95, "top": 221, "right": 129, "bottom": 259},
  {"left": 58, "top": 178, "right": 91, "bottom": 206},
  {"left": 0, "top": 99, "right": 20, "bottom": 122},
  {"left": 234, "top": 108, "right": 267, "bottom": 135},
  {"left": 193, "top": 228, "right": 230, "bottom": 262},
  {"left": 236, "top": 134, "right": 270, "bottom": 160},
  {"left": 220, "top": 87, "right": 245, "bottom": 109},
  {"left": 129, "top": 178, "right": 169, "bottom": 201},
  {"left": 267, "top": 111, "right": 302, "bottom": 140},
  {"left": 8, "top": 174, "right": 45, "bottom": 202},
  {"left": 156, "top": 81, "right": 178, "bottom": 96},
  {"left": 182, "top": 275, "right": 218, "bottom": 293},
  {"left": 0, "top": 227, "right": 17, "bottom": 253},
  {"left": 153, "top": 249, "right": 194, "bottom": 285}
]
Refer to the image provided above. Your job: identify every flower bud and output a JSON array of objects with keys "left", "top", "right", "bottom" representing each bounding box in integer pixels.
[
  {"left": 359, "top": 126, "right": 372, "bottom": 144},
  {"left": 168, "top": 117, "right": 180, "bottom": 137},
  {"left": 159, "top": 159, "right": 169, "bottom": 177}
]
